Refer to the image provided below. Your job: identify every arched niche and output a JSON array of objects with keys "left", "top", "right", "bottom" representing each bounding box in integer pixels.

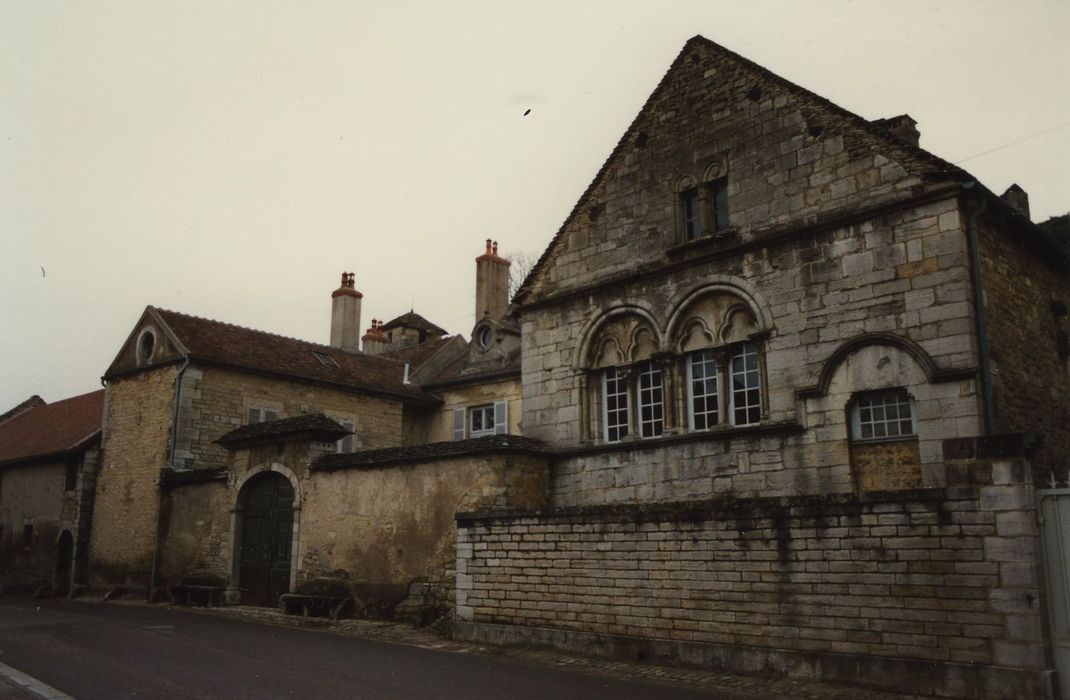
[
  {"left": 577, "top": 306, "right": 663, "bottom": 370},
  {"left": 669, "top": 289, "right": 763, "bottom": 353}
]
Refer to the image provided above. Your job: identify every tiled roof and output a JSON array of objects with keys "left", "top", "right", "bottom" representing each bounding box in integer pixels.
[
  {"left": 380, "top": 311, "right": 448, "bottom": 336},
  {"left": 217, "top": 414, "right": 351, "bottom": 446},
  {"left": 378, "top": 336, "right": 454, "bottom": 370},
  {"left": 0, "top": 390, "right": 104, "bottom": 466},
  {"left": 127, "top": 308, "right": 435, "bottom": 403},
  {"left": 421, "top": 348, "right": 521, "bottom": 388},
  {"left": 312, "top": 434, "right": 547, "bottom": 471},
  {"left": 0, "top": 395, "right": 46, "bottom": 425}
]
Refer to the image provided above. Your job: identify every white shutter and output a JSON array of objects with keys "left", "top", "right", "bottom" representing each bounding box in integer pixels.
[
  {"left": 452, "top": 408, "right": 466, "bottom": 441},
  {"left": 493, "top": 400, "right": 508, "bottom": 435},
  {"left": 337, "top": 420, "right": 355, "bottom": 453}
]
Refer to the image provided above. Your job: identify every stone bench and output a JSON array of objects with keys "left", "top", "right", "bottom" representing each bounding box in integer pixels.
[
  {"left": 279, "top": 593, "right": 351, "bottom": 620},
  {"left": 170, "top": 578, "right": 225, "bottom": 607}
]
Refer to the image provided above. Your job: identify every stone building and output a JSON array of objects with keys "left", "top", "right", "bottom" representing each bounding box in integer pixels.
[
  {"left": 0, "top": 390, "right": 104, "bottom": 595},
  {"left": 88, "top": 243, "right": 525, "bottom": 611},
  {"left": 451, "top": 36, "right": 1070, "bottom": 699}
]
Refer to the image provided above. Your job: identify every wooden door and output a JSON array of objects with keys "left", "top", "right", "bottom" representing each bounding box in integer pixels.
[{"left": 238, "top": 473, "right": 294, "bottom": 606}]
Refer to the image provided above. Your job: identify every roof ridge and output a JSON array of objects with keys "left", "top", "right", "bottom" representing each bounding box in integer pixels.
[
  {"left": 514, "top": 37, "right": 693, "bottom": 304},
  {"left": 683, "top": 36, "right": 967, "bottom": 180},
  {"left": 152, "top": 306, "right": 408, "bottom": 366}
]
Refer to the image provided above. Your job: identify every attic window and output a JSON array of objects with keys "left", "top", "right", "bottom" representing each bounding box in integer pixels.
[
  {"left": 136, "top": 328, "right": 156, "bottom": 366},
  {"left": 679, "top": 177, "right": 730, "bottom": 242},
  {"left": 312, "top": 351, "right": 339, "bottom": 368},
  {"left": 477, "top": 326, "right": 494, "bottom": 350}
]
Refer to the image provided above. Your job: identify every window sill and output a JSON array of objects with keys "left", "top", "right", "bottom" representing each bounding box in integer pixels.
[
  {"left": 563, "top": 420, "right": 804, "bottom": 457},
  {"left": 666, "top": 228, "right": 740, "bottom": 257}
]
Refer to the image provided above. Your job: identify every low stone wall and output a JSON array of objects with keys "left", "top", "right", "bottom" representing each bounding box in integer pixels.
[{"left": 455, "top": 459, "right": 1053, "bottom": 699}]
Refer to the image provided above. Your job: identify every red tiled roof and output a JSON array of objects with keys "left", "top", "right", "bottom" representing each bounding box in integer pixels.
[
  {"left": 142, "top": 308, "right": 435, "bottom": 402},
  {"left": 0, "top": 390, "right": 104, "bottom": 466}
]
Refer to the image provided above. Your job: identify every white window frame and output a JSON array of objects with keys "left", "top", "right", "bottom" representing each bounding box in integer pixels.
[
  {"left": 247, "top": 407, "right": 277, "bottom": 425},
  {"left": 686, "top": 349, "right": 720, "bottom": 431},
  {"left": 685, "top": 342, "right": 763, "bottom": 431},
  {"left": 850, "top": 389, "right": 916, "bottom": 442},
  {"left": 602, "top": 367, "right": 630, "bottom": 443},
  {"left": 637, "top": 360, "right": 664, "bottom": 439},
  {"left": 468, "top": 404, "right": 496, "bottom": 438},
  {"left": 451, "top": 400, "right": 509, "bottom": 441},
  {"left": 728, "top": 342, "right": 762, "bottom": 427}
]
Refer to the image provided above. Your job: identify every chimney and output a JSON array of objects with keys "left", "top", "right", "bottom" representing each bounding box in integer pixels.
[
  {"left": 330, "top": 272, "right": 363, "bottom": 352},
  {"left": 1000, "top": 184, "right": 1031, "bottom": 220},
  {"left": 873, "top": 114, "right": 920, "bottom": 148},
  {"left": 361, "top": 319, "right": 389, "bottom": 356},
  {"left": 475, "top": 239, "right": 511, "bottom": 321}
]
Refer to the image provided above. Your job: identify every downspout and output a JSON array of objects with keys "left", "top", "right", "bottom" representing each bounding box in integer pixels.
[
  {"left": 168, "top": 356, "right": 191, "bottom": 467},
  {"left": 150, "top": 356, "right": 190, "bottom": 601},
  {"left": 963, "top": 183, "right": 994, "bottom": 435}
]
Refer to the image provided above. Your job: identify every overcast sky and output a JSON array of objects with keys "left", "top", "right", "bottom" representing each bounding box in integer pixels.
[{"left": 2, "top": 1, "right": 1067, "bottom": 409}]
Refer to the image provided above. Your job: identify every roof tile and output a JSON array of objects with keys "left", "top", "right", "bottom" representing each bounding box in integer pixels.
[{"left": 0, "top": 390, "right": 104, "bottom": 466}]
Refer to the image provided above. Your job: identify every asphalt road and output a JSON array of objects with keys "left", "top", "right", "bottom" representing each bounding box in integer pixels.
[{"left": 0, "top": 598, "right": 735, "bottom": 700}]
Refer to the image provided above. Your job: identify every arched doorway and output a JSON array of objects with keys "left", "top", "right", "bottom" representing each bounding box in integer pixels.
[
  {"left": 236, "top": 472, "right": 295, "bottom": 606},
  {"left": 55, "top": 530, "right": 74, "bottom": 596}
]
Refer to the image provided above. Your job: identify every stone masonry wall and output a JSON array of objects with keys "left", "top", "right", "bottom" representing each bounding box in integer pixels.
[
  {"left": 301, "top": 452, "right": 548, "bottom": 606},
  {"left": 428, "top": 378, "right": 522, "bottom": 443},
  {"left": 525, "top": 196, "right": 981, "bottom": 506},
  {"left": 173, "top": 365, "right": 405, "bottom": 470},
  {"left": 0, "top": 460, "right": 66, "bottom": 591},
  {"left": 979, "top": 218, "right": 1070, "bottom": 482},
  {"left": 89, "top": 367, "right": 175, "bottom": 586},
  {"left": 456, "top": 459, "right": 1050, "bottom": 699},
  {"left": 156, "top": 444, "right": 550, "bottom": 612},
  {"left": 524, "top": 39, "right": 931, "bottom": 304}
]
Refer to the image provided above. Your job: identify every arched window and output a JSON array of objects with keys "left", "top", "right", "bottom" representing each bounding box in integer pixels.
[
  {"left": 584, "top": 312, "right": 664, "bottom": 443},
  {"left": 673, "top": 291, "right": 765, "bottom": 430}
]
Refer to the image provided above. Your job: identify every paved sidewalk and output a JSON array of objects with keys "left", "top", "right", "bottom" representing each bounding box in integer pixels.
[{"left": 138, "top": 600, "right": 928, "bottom": 700}]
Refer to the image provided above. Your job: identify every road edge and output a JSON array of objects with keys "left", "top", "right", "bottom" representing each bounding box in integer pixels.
[{"left": 0, "top": 660, "right": 75, "bottom": 700}]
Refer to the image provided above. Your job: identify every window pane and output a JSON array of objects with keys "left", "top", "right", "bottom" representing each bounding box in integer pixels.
[
  {"left": 853, "top": 389, "right": 916, "bottom": 442},
  {"left": 729, "top": 343, "right": 761, "bottom": 426},
  {"left": 604, "top": 367, "right": 629, "bottom": 442},
  {"left": 682, "top": 189, "right": 702, "bottom": 240},
  {"left": 710, "top": 179, "right": 729, "bottom": 232},
  {"left": 638, "top": 361, "right": 664, "bottom": 438},
  {"left": 688, "top": 350, "right": 719, "bottom": 430}
]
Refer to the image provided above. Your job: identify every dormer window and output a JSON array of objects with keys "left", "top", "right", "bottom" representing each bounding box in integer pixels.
[
  {"left": 477, "top": 326, "right": 494, "bottom": 351},
  {"left": 312, "top": 351, "right": 339, "bottom": 368}
]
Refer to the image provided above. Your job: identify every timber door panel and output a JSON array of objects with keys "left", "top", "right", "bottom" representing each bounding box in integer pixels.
[
  {"left": 1039, "top": 488, "right": 1070, "bottom": 700},
  {"left": 238, "top": 473, "right": 294, "bottom": 606}
]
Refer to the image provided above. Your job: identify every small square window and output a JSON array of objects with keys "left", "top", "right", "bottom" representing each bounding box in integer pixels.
[
  {"left": 247, "top": 407, "right": 277, "bottom": 424},
  {"left": 851, "top": 389, "right": 916, "bottom": 442},
  {"left": 469, "top": 405, "right": 496, "bottom": 438}
]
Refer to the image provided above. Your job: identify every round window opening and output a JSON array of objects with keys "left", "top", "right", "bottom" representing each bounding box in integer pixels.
[
  {"left": 478, "top": 326, "right": 494, "bottom": 350},
  {"left": 137, "top": 328, "right": 156, "bottom": 365}
]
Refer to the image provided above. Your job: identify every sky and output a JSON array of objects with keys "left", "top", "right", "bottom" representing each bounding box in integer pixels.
[{"left": 2, "top": 1, "right": 1068, "bottom": 409}]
